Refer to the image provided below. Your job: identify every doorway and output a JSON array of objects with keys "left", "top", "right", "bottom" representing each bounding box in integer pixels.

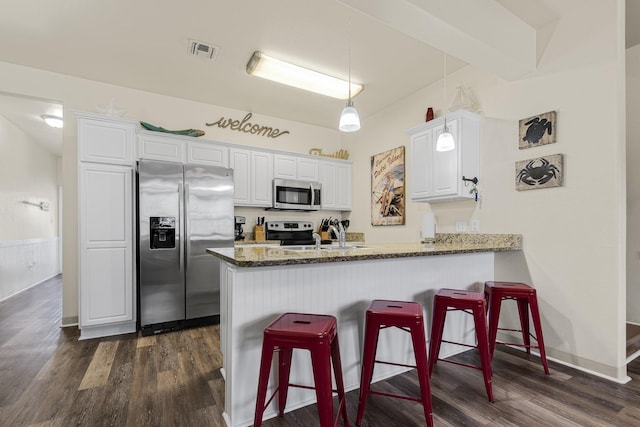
[{"left": 0, "top": 91, "right": 63, "bottom": 310}]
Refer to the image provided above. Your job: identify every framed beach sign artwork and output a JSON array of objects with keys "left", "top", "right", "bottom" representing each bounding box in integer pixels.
[{"left": 371, "top": 146, "right": 405, "bottom": 226}]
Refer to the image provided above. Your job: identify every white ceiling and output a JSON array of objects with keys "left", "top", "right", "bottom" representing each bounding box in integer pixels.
[
  {"left": 0, "top": 0, "right": 635, "bottom": 157},
  {"left": 0, "top": 92, "right": 63, "bottom": 156}
]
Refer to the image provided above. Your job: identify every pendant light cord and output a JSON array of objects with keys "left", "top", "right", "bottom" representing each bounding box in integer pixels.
[
  {"left": 348, "top": 23, "right": 352, "bottom": 102},
  {"left": 443, "top": 53, "right": 447, "bottom": 129}
]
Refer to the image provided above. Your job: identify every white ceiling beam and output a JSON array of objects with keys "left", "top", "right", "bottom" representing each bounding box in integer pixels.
[{"left": 338, "top": 0, "right": 537, "bottom": 80}]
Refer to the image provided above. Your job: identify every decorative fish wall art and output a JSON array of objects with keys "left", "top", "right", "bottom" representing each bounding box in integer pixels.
[{"left": 140, "top": 121, "right": 205, "bottom": 137}]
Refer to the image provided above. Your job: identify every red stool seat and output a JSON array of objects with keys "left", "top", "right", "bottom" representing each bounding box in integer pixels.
[
  {"left": 428, "top": 289, "right": 494, "bottom": 402},
  {"left": 356, "top": 300, "right": 433, "bottom": 427},
  {"left": 484, "top": 281, "right": 550, "bottom": 374},
  {"left": 254, "top": 312, "right": 349, "bottom": 427}
]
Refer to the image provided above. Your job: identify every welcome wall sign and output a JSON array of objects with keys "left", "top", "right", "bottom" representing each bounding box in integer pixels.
[{"left": 206, "top": 112, "right": 290, "bottom": 139}]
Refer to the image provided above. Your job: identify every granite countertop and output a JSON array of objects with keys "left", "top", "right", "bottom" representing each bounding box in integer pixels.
[{"left": 207, "top": 233, "right": 522, "bottom": 268}]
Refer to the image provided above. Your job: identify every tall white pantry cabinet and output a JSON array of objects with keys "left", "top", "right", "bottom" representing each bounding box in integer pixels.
[{"left": 77, "top": 112, "right": 137, "bottom": 340}]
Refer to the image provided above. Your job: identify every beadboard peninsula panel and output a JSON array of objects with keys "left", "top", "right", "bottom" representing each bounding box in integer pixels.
[{"left": 221, "top": 252, "right": 494, "bottom": 426}]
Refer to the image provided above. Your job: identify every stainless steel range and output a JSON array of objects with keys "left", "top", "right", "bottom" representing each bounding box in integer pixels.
[{"left": 265, "top": 221, "right": 330, "bottom": 245}]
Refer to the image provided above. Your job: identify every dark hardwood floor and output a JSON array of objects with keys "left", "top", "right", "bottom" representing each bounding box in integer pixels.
[
  {"left": 627, "top": 323, "right": 640, "bottom": 358},
  {"left": 2, "top": 276, "right": 640, "bottom": 426}
]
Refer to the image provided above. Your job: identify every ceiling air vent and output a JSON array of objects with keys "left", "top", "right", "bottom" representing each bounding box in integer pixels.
[{"left": 188, "top": 39, "right": 218, "bottom": 60}]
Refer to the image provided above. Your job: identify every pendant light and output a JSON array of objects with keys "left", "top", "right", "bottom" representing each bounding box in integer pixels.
[
  {"left": 436, "top": 53, "right": 455, "bottom": 152},
  {"left": 339, "top": 24, "right": 360, "bottom": 132}
]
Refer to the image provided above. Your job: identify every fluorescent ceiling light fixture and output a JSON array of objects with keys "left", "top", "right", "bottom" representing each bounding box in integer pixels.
[
  {"left": 247, "top": 51, "right": 363, "bottom": 100},
  {"left": 41, "top": 115, "right": 63, "bottom": 128}
]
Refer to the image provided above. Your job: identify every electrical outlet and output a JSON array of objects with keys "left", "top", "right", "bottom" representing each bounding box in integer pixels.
[
  {"left": 471, "top": 220, "right": 480, "bottom": 232},
  {"left": 455, "top": 221, "right": 467, "bottom": 232}
]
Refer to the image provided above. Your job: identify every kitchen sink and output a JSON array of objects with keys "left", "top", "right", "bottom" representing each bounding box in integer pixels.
[
  {"left": 282, "top": 245, "right": 318, "bottom": 251},
  {"left": 283, "top": 245, "right": 372, "bottom": 252},
  {"left": 322, "top": 245, "right": 372, "bottom": 251}
]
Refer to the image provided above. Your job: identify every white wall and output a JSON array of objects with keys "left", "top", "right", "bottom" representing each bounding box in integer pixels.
[
  {"left": 346, "top": 0, "right": 627, "bottom": 380},
  {"left": 0, "top": 62, "right": 343, "bottom": 324},
  {"left": 0, "top": 113, "right": 60, "bottom": 299},
  {"left": 627, "top": 44, "right": 640, "bottom": 323}
]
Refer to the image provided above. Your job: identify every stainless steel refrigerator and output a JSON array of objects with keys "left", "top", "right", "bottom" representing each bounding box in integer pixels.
[{"left": 137, "top": 159, "right": 234, "bottom": 335}]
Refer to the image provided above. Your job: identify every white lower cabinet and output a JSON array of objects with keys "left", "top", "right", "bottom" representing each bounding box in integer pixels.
[
  {"left": 78, "top": 162, "right": 135, "bottom": 338},
  {"left": 319, "top": 160, "right": 352, "bottom": 211},
  {"left": 77, "top": 113, "right": 136, "bottom": 340},
  {"left": 229, "top": 148, "right": 273, "bottom": 206}
]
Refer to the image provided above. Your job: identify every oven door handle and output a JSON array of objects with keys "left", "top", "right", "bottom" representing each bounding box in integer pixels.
[{"left": 310, "top": 183, "right": 315, "bottom": 207}]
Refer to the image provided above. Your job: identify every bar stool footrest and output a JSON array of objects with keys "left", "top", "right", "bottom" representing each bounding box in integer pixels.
[
  {"left": 436, "top": 357, "right": 483, "bottom": 372},
  {"left": 368, "top": 389, "right": 423, "bottom": 403},
  {"left": 496, "top": 341, "right": 542, "bottom": 350},
  {"left": 374, "top": 359, "right": 418, "bottom": 370},
  {"left": 440, "top": 339, "right": 478, "bottom": 350}
]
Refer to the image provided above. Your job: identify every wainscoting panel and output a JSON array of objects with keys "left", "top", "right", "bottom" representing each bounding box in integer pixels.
[{"left": 0, "top": 237, "right": 60, "bottom": 301}]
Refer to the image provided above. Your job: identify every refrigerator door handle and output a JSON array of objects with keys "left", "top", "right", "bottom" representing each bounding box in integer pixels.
[
  {"left": 185, "top": 183, "right": 190, "bottom": 270},
  {"left": 178, "top": 182, "right": 184, "bottom": 273}
]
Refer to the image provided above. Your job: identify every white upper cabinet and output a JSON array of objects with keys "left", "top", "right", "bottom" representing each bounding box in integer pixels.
[
  {"left": 319, "top": 159, "right": 352, "bottom": 211},
  {"left": 187, "top": 141, "right": 229, "bottom": 167},
  {"left": 230, "top": 148, "right": 273, "bottom": 207},
  {"left": 138, "top": 131, "right": 229, "bottom": 167},
  {"left": 138, "top": 132, "right": 185, "bottom": 163},
  {"left": 273, "top": 154, "right": 319, "bottom": 181},
  {"left": 77, "top": 112, "right": 137, "bottom": 165},
  {"left": 407, "top": 110, "right": 480, "bottom": 202},
  {"left": 335, "top": 162, "right": 352, "bottom": 210}
]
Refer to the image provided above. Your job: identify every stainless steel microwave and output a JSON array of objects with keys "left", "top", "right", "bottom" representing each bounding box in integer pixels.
[{"left": 272, "top": 178, "right": 322, "bottom": 211}]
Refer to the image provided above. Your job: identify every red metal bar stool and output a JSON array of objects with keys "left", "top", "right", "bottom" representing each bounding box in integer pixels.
[
  {"left": 428, "top": 289, "right": 494, "bottom": 402},
  {"left": 484, "top": 281, "right": 550, "bottom": 374},
  {"left": 253, "top": 312, "right": 349, "bottom": 427},
  {"left": 356, "top": 300, "right": 433, "bottom": 427}
]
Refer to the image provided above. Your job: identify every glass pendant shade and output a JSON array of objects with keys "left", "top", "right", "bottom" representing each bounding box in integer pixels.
[
  {"left": 436, "top": 124, "right": 455, "bottom": 152},
  {"left": 339, "top": 100, "right": 360, "bottom": 132}
]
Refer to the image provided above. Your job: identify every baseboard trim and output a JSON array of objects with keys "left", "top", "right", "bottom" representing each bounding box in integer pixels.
[
  {"left": 505, "top": 344, "right": 631, "bottom": 384},
  {"left": 0, "top": 272, "right": 61, "bottom": 303},
  {"left": 61, "top": 316, "right": 79, "bottom": 327},
  {"left": 79, "top": 321, "right": 136, "bottom": 340}
]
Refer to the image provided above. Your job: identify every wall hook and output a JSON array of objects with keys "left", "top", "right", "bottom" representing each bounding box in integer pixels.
[{"left": 462, "top": 176, "right": 478, "bottom": 185}]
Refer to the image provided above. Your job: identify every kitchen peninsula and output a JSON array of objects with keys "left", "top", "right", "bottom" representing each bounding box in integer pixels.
[{"left": 207, "top": 234, "right": 521, "bottom": 427}]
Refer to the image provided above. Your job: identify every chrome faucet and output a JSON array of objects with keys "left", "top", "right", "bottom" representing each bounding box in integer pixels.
[
  {"left": 312, "top": 232, "right": 322, "bottom": 250},
  {"left": 328, "top": 223, "right": 346, "bottom": 248}
]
